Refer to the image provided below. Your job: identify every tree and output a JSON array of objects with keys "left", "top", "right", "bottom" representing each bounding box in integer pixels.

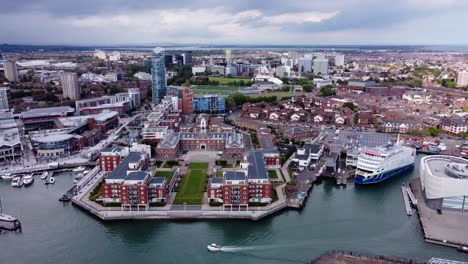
[
  {"left": 458, "top": 131, "right": 468, "bottom": 139},
  {"left": 302, "top": 83, "right": 314, "bottom": 92},
  {"left": 425, "top": 127, "right": 440, "bottom": 137},
  {"left": 317, "top": 85, "right": 336, "bottom": 97},
  {"left": 343, "top": 102, "right": 357, "bottom": 112}
]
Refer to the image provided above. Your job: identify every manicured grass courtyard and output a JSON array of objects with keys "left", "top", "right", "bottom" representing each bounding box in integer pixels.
[
  {"left": 174, "top": 163, "right": 209, "bottom": 205},
  {"left": 246, "top": 91, "right": 308, "bottom": 100},
  {"left": 154, "top": 170, "right": 174, "bottom": 181},
  {"left": 192, "top": 85, "right": 242, "bottom": 96},
  {"left": 268, "top": 170, "right": 279, "bottom": 179}
]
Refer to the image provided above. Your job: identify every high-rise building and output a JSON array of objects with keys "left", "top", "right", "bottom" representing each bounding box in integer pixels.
[
  {"left": 4, "top": 60, "right": 18, "bottom": 82},
  {"left": 185, "top": 51, "right": 193, "bottom": 65},
  {"left": 298, "top": 57, "right": 312, "bottom": 73},
  {"left": 457, "top": 70, "right": 468, "bottom": 87},
  {"left": 334, "top": 54, "right": 345, "bottom": 67},
  {"left": 0, "top": 87, "right": 9, "bottom": 110},
  {"left": 226, "top": 49, "right": 232, "bottom": 64},
  {"left": 61, "top": 72, "right": 80, "bottom": 100},
  {"left": 313, "top": 58, "right": 329, "bottom": 75},
  {"left": 151, "top": 47, "right": 167, "bottom": 105},
  {"left": 163, "top": 54, "right": 173, "bottom": 68}
]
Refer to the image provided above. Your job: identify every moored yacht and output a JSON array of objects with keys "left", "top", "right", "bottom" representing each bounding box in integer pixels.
[
  {"left": 11, "top": 176, "right": 23, "bottom": 187},
  {"left": 72, "top": 166, "right": 86, "bottom": 173},
  {"left": 23, "top": 174, "right": 34, "bottom": 186}
]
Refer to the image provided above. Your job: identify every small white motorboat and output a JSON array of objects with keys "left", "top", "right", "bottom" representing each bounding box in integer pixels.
[
  {"left": 1, "top": 173, "right": 14, "bottom": 181},
  {"left": 40, "top": 172, "right": 48, "bottom": 179},
  {"left": 83, "top": 169, "right": 90, "bottom": 174},
  {"left": 23, "top": 174, "right": 34, "bottom": 186},
  {"left": 72, "top": 166, "right": 86, "bottom": 173},
  {"left": 11, "top": 176, "right": 23, "bottom": 187},
  {"left": 207, "top": 243, "right": 223, "bottom": 252},
  {"left": 45, "top": 177, "right": 55, "bottom": 185}
]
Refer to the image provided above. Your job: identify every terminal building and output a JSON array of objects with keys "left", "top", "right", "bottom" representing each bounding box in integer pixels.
[
  {"left": 208, "top": 151, "right": 273, "bottom": 207},
  {"left": 420, "top": 155, "right": 468, "bottom": 213},
  {"left": 293, "top": 143, "right": 324, "bottom": 168}
]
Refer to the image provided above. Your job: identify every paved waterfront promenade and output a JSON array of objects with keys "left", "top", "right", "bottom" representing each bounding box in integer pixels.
[
  {"left": 410, "top": 178, "right": 468, "bottom": 248},
  {"left": 72, "top": 168, "right": 289, "bottom": 221}
]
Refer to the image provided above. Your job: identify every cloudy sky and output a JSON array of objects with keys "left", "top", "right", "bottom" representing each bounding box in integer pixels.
[{"left": 1, "top": 0, "right": 468, "bottom": 45}]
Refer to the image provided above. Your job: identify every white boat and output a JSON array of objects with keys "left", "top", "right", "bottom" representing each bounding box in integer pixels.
[
  {"left": 40, "top": 172, "right": 48, "bottom": 179},
  {"left": 355, "top": 137, "right": 415, "bottom": 184},
  {"left": 1, "top": 173, "right": 14, "bottom": 180},
  {"left": 74, "top": 173, "right": 84, "bottom": 180},
  {"left": 207, "top": 243, "right": 223, "bottom": 252},
  {"left": 45, "top": 177, "right": 55, "bottom": 185},
  {"left": 23, "top": 174, "right": 34, "bottom": 186},
  {"left": 72, "top": 179, "right": 78, "bottom": 184},
  {"left": 11, "top": 177, "right": 23, "bottom": 187},
  {"left": 72, "top": 166, "right": 86, "bottom": 173},
  {"left": 83, "top": 169, "right": 90, "bottom": 174}
]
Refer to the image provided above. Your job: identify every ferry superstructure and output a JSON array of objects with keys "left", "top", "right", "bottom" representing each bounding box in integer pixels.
[{"left": 355, "top": 141, "right": 415, "bottom": 184}]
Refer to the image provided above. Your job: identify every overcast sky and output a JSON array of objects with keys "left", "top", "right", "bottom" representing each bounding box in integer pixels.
[{"left": 1, "top": 0, "right": 468, "bottom": 45}]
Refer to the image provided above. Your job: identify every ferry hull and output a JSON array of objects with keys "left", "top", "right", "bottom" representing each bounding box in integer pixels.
[{"left": 355, "top": 163, "right": 414, "bottom": 184}]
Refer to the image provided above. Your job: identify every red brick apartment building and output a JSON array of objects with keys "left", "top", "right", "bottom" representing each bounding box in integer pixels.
[
  {"left": 99, "top": 146, "right": 129, "bottom": 172},
  {"left": 101, "top": 152, "right": 168, "bottom": 208},
  {"left": 208, "top": 151, "right": 272, "bottom": 206}
]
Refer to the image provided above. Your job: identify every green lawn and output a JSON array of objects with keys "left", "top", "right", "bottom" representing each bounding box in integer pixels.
[
  {"left": 209, "top": 77, "right": 251, "bottom": 84},
  {"left": 246, "top": 92, "right": 307, "bottom": 100},
  {"left": 216, "top": 170, "right": 224, "bottom": 177},
  {"left": 174, "top": 163, "right": 209, "bottom": 204},
  {"left": 268, "top": 170, "right": 279, "bottom": 179},
  {"left": 154, "top": 170, "right": 174, "bottom": 181},
  {"left": 188, "top": 162, "right": 209, "bottom": 170}
]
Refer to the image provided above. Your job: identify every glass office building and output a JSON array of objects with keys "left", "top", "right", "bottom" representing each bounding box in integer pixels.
[{"left": 151, "top": 47, "right": 167, "bottom": 105}]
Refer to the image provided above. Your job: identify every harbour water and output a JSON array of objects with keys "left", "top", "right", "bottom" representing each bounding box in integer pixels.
[{"left": 0, "top": 158, "right": 467, "bottom": 263}]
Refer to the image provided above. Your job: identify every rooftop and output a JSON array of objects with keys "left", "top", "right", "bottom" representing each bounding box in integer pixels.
[
  {"left": 225, "top": 171, "right": 247, "bottom": 181},
  {"left": 125, "top": 171, "right": 150, "bottom": 182},
  {"left": 107, "top": 152, "right": 143, "bottom": 180},
  {"left": 247, "top": 151, "right": 268, "bottom": 180},
  {"left": 22, "top": 106, "right": 74, "bottom": 119},
  {"left": 94, "top": 111, "right": 118, "bottom": 122}
]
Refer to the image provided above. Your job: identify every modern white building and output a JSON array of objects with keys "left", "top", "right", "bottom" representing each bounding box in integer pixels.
[
  {"left": 93, "top": 50, "right": 107, "bottom": 60},
  {"left": 334, "top": 54, "right": 345, "bottom": 67},
  {"left": 0, "top": 87, "right": 9, "bottom": 110},
  {"left": 275, "top": 65, "right": 291, "bottom": 77},
  {"left": 4, "top": 60, "right": 18, "bottom": 82},
  {"left": 127, "top": 88, "right": 141, "bottom": 108},
  {"left": 61, "top": 72, "right": 80, "bottom": 100},
  {"left": 109, "top": 51, "right": 121, "bottom": 61},
  {"left": 457, "top": 70, "right": 468, "bottom": 87},
  {"left": 293, "top": 143, "right": 324, "bottom": 168},
  {"left": 420, "top": 155, "right": 468, "bottom": 212},
  {"left": 192, "top": 66, "right": 206, "bottom": 75},
  {"left": 313, "top": 57, "right": 329, "bottom": 75}
]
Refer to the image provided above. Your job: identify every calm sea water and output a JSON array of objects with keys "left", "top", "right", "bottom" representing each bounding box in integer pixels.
[{"left": 0, "top": 157, "right": 467, "bottom": 264}]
